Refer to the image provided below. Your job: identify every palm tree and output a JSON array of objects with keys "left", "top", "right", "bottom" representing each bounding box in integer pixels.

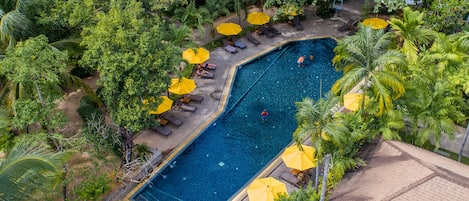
[
  {"left": 389, "top": 7, "right": 435, "bottom": 63},
  {"left": 0, "top": 0, "right": 35, "bottom": 48},
  {"left": 172, "top": 0, "right": 213, "bottom": 37},
  {"left": 0, "top": 141, "right": 70, "bottom": 200},
  {"left": 332, "top": 25, "right": 406, "bottom": 116},
  {"left": 294, "top": 95, "right": 367, "bottom": 200},
  {"left": 398, "top": 75, "right": 466, "bottom": 148}
]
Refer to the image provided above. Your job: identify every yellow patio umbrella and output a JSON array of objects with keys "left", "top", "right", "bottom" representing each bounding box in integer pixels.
[
  {"left": 247, "top": 12, "right": 270, "bottom": 25},
  {"left": 148, "top": 96, "right": 173, "bottom": 115},
  {"left": 168, "top": 77, "right": 196, "bottom": 95},
  {"left": 362, "top": 17, "right": 388, "bottom": 29},
  {"left": 182, "top": 47, "right": 209, "bottom": 64},
  {"left": 216, "top": 22, "right": 242, "bottom": 36},
  {"left": 247, "top": 177, "right": 288, "bottom": 201},
  {"left": 343, "top": 93, "right": 369, "bottom": 111},
  {"left": 280, "top": 144, "right": 317, "bottom": 171}
]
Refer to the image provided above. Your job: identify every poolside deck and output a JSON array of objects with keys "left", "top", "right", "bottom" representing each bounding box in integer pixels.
[{"left": 121, "top": 2, "right": 364, "bottom": 201}]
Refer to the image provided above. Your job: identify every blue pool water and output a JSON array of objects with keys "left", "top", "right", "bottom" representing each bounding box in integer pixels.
[{"left": 133, "top": 38, "right": 341, "bottom": 201}]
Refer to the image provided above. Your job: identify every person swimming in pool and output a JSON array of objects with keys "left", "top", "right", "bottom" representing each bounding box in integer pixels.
[
  {"left": 261, "top": 109, "right": 269, "bottom": 122},
  {"left": 297, "top": 55, "right": 305, "bottom": 67}
]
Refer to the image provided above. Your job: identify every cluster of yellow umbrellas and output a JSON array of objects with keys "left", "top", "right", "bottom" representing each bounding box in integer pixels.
[
  {"left": 343, "top": 93, "right": 370, "bottom": 112},
  {"left": 362, "top": 17, "right": 388, "bottom": 29},
  {"left": 146, "top": 77, "right": 197, "bottom": 114},
  {"left": 246, "top": 144, "right": 316, "bottom": 201}
]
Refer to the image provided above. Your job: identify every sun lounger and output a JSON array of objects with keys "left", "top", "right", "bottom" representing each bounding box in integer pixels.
[
  {"left": 151, "top": 126, "right": 172, "bottom": 137},
  {"left": 161, "top": 113, "right": 183, "bottom": 127},
  {"left": 181, "top": 94, "right": 204, "bottom": 104},
  {"left": 266, "top": 23, "right": 281, "bottom": 35},
  {"left": 338, "top": 18, "right": 359, "bottom": 32},
  {"left": 232, "top": 36, "right": 247, "bottom": 49},
  {"left": 260, "top": 26, "right": 275, "bottom": 38},
  {"left": 245, "top": 31, "right": 260, "bottom": 46},
  {"left": 279, "top": 171, "right": 301, "bottom": 187},
  {"left": 223, "top": 39, "right": 238, "bottom": 54},
  {"left": 179, "top": 103, "right": 197, "bottom": 112}
]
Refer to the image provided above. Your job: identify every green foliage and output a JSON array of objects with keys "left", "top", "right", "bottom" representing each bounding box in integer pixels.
[
  {"left": 12, "top": 99, "right": 67, "bottom": 132},
  {"left": 75, "top": 174, "right": 111, "bottom": 201},
  {"left": 0, "top": 140, "right": 70, "bottom": 200},
  {"left": 135, "top": 143, "right": 150, "bottom": 160},
  {"left": 172, "top": 0, "right": 213, "bottom": 36},
  {"left": 77, "top": 105, "right": 104, "bottom": 123},
  {"left": 81, "top": 0, "right": 180, "bottom": 132},
  {"left": 70, "top": 67, "right": 95, "bottom": 78},
  {"left": 315, "top": 0, "right": 335, "bottom": 19},
  {"left": 389, "top": 7, "right": 435, "bottom": 63},
  {"left": 265, "top": 0, "right": 307, "bottom": 21},
  {"left": 276, "top": 182, "right": 320, "bottom": 201},
  {"left": 0, "top": 0, "right": 37, "bottom": 48},
  {"left": 82, "top": 115, "right": 122, "bottom": 157},
  {"left": 424, "top": 0, "right": 469, "bottom": 33},
  {"left": 332, "top": 25, "right": 406, "bottom": 116},
  {"left": 0, "top": 106, "right": 13, "bottom": 151},
  {"left": 160, "top": 22, "right": 194, "bottom": 46},
  {"left": 80, "top": 95, "right": 99, "bottom": 108},
  {"left": 205, "top": 0, "right": 231, "bottom": 20}
]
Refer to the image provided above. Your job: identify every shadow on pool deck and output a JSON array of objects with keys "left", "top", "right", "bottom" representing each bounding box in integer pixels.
[{"left": 111, "top": 2, "right": 366, "bottom": 201}]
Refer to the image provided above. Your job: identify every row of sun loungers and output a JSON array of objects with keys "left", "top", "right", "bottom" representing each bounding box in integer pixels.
[{"left": 150, "top": 94, "right": 204, "bottom": 137}]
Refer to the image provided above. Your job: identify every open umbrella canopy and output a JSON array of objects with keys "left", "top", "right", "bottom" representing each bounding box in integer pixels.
[
  {"left": 247, "top": 177, "right": 288, "bottom": 201},
  {"left": 280, "top": 144, "right": 317, "bottom": 171},
  {"left": 362, "top": 17, "right": 388, "bottom": 29},
  {"left": 247, "top": 12, "right": 270, "bottom": 25},
  {"left": 216, "top": 22, "right": 242, "bottom": 36},
  {"left": 182, "top": 47, "right": 209, "bottom": 64},
  {"left": 147, "top": 96, "right": 173, "bottom": 115},
  {"left": 168, "top": 77, "right": 196, "bottom": 95},
  {"left": 344, "top": 93, "right": 369, "bottom": 112}
]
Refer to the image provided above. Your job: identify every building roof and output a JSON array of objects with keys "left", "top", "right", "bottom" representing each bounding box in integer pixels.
[{"left": 330, "top": 140, "right": 469, "bottom": 201}]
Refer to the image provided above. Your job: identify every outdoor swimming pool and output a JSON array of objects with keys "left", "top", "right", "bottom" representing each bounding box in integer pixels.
[{"left": 133, "top": 38, "right": 342, "bottom": 201}]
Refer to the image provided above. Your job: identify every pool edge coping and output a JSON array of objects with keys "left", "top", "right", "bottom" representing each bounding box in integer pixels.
[{"left": 124, "top": 35, "right": 338, "bottom": 201}]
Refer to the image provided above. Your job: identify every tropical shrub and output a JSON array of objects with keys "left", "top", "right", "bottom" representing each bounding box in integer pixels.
[
  {"left": 77, "top": 105, "right": 104, "bottom": 123},
  {"left": 75, "top": 174, "right": 111, "bottom": 201}
]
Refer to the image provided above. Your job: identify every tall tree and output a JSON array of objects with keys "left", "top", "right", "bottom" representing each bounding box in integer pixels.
[
  {"left": 0, "top": 35, "right": 68, "bottom": 133},
  {"left": 332, "top": 25, "right": 406, "bottom": 116},
  {"left": 389, "top": 7, "right": 435, "bottom": 63},
  {"left": 81, "top": 0, "right": 180, "bottom": 164},
  {"left": 0, "top": 140, "right": 70, "bottom": 200}
]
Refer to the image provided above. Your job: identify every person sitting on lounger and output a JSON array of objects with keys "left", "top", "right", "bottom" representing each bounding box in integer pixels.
[
  {"left": 196, "top": 67, "right": 214, "bottom": 78},
  {"left": 201, "top": 63, "right": 216, "bottom": 70}
]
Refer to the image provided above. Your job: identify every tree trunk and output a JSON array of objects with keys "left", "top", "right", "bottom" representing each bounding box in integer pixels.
[
  {"left": 120, "top": 126, "right": 134, "bottom": 164},
  {"left": 320, "top": 154, "right": 331, "bottom": 201}
]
